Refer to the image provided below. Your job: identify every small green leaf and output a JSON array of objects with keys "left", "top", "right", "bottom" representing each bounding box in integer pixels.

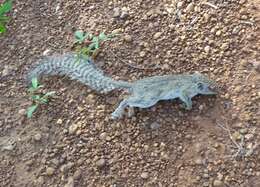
[
  {"left": 0, "top": 24, "right": 6, "bottom": 33},
  {"left": 74, "top": 30, "right": 87, "bottom": 43},
  {"left": 31, "top": 95, "right": 41, "bottom": 100},
  {"left": 39, "top": 97, "right": 48, "bottom": 104},
  {"left": 44, "top": 91, "right": 56, "bottom": 97},
  {"left": 88, "top": 42, "right": 96, "bottom": 50},
  {"left": 0, "top": 0, "right": 12, "bottom": 15},
  {"left": 0, "top": 16, "right": 10, "bottom": 22},
  {"left": 31, "top": 77, "right": 38, "bottom": 88},
  {"left": 98, "top": 32, "right": 107, "bottom": 40},
  {"left": 27, "top": 104, "right": 38, "bottom": 118}
]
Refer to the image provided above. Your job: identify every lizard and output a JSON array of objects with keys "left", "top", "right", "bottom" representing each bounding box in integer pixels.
[{"left": 27, "top": 53, "right": 217, "bottom": 119}]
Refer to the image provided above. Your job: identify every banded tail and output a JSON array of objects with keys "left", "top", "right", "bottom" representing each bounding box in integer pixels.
[{"left": 27, "top": 53, "right": 131, "bottom": 93}]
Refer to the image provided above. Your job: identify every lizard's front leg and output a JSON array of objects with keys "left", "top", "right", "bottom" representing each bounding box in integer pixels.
[{"left": 179, "top": 92, "right": 192, "bottom": 110}]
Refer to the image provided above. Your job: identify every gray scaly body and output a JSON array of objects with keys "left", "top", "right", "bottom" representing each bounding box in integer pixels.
[{"left": 27, "top": 53, "right": 217, "bottom": 119}]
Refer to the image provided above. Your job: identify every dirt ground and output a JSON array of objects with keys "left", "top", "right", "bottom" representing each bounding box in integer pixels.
[{"left": 0, "top": 0, "right": 259, "bottom": 186}]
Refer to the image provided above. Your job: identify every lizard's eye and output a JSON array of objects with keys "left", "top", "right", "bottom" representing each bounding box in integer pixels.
[{"left": 197, "top": 83, "right": 204, "bottom": 90}]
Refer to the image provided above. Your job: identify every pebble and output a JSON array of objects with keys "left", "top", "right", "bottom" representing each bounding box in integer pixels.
[
  {"left": 153, "top": 32, "right": 162, "bottom": 40},
  {"left": 57, "top": 119, "right": 63, "bottom": 124},
  {"left": 141, "top": 172, "right": 149, "bottom": 179},
  {"left": 18, "top": 109, "right": 26, "bottom": 116},
  {"left": 120, "top": 7, "right": 129, "bottom": 19},
  {"left": 96, "top": 158, "right": 106, "bottom": 168},
  {"left": 46, "top": 167, "right": 55, "bottom": 176},
  {"left": 216, "top": 30, "right": 222, "bottom": 36},
  {"left": 64, "top": 176, "right": 74, "bottom": 187},
  {"left": 73, "top": 170, "right": 82, "bottom": 180},
  {"left": 194, "top": 157, "right": 203, "bottom": 165},
  {"left": 204, "top": 46, "right": 210, "bottom": 53},
  {"left": 2, "top": 66, "right": 11, "bottom": 76},
  {"left": 232, "top": 131, "right": 241, "bottom": 140},
  {"left": 124, "top": 34, "right": 132, "bottom": 42},
  {"left": 213, "top": 179, "right": 223, "bottom": 187},
  {"left": 43, "top": 49, "right": 51, "bottom": 56},
  {"left": 139, "top": 51, "right": 146, "bottom": 57},
  {"left": 252, "top": 60, "right": 260, "bottom": 72},
  {"left": 177, "top": 2, "right": 184, "bottom": 8},
  {"left": 60, "top": 163, "right": 73, "bottom": 174},
  {"left": 69, "top": 124, "right": 79, "bottom": 135},
  {"left": 34, "top": 133, "right": 42, "bottom": 141},
  {"left": 35, "top": 176, "right": 44, "bottom": 185},
  {"left": 203, "top": 13, "right": 210, "bottom": 22},
  {"left": 186, "top": 3, "right": 194, "bottom": 12},
  {"left": 112, "top": 28, "right": 121, "bottom": 34},
  {"left": 99, "top": 132, "right": 107, "bottom": 140},
  {"left": 113, "top": 7, "right": 120, "bottom": 18},
  {"left": 150, "top": 122, "right": 161, "bottom": 130}
]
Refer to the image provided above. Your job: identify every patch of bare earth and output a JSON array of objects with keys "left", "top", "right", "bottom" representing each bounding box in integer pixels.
[{"left": 0, "top": 0, "right": 259, "bottom": 186}]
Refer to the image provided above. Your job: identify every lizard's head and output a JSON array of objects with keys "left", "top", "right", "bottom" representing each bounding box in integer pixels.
[{"left": 192, "top": 72, "right": 217, "bottom": 95}]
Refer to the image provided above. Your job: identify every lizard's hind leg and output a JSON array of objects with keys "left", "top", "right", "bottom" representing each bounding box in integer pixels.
[
  {"left": 111, "top": 98, "right": 130, "bottom": 119},
  {"left": 111, "top": 96, "right": 159, "bottom": 119}
]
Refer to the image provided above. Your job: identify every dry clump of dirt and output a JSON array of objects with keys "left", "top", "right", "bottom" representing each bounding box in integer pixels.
[{"left": 0, "top": 0, "right": 260, "bottom": 186}]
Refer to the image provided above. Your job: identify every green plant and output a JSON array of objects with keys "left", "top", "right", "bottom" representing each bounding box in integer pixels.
[
  {"left": 74, "top": 30, "right": 115, "bottom": 61},
  {"left": 0, "top": 0, "right": 12, "bottom": 34},
  {"left": 27, "top": 78, "right": 55, "bottom": 118}
]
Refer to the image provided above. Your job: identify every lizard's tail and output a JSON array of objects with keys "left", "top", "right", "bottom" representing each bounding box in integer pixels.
[{"left": 27, "top": 53, "right": 132, "bottom": 93}]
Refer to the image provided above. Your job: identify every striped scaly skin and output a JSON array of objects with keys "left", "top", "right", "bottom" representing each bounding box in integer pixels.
[{"left": 27, "top": 53, "right": 132, "bottom": 93}]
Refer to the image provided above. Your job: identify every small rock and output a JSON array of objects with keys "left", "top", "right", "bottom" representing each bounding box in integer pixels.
[
  {"left": 85, "top": 94, "right": 95, "bottom": 104},
  {"left": 73, "top": 170, "right": 82, "bottom": 180},
  {"left": 232, "top": 131, "right": 241, "bottom": 140},
  {"left": 213, "top": 179, "right": 223, "bottom": 187},
  {"left": 165, "top": 7, "right": 174, "bottom": 14},
  {"left": 153, "top": 32, "right": 162, "bottom": 40},
  {"left": 57, "top": 119, "right": 63, "bottom": 124},
  {"left": 34, "top": 133, "right": 42, "bottom": 141},
  {"left": 186, "top": 3, "right": 194, "bottom": 12},
  {"left": 112, "top": 28, "right": 121, "bottom": 34},
  {"left": 35, "top": 176, "right": 44, "bottom": 185},
  {"left": 141, "top": 172, "right": 149, "bottom": 179},
  {"left": 43, "top": 49, "right": 51, "bottom": 56},
  {"left": 203, "top": 13, "right": 210, "bottom": 22},
  {"left": 2, "top": 66, "right": 11, "bottom": 76},
  {"left": 204, "top": 46, "right": 210, "bottom": 53},
  {"left": 46, "top": 167, "right": 55, "bottom": 176},
  {"left": 99, "top": 132, "right": 107, "bottom": 140},
  {"left": 2, "top": 139, "right": 16, "bottom": 151},
  {"left": 60, "top": 162, "right": 74, "bottom": 173},
  {"left": 113, "top": 7, "right": 120, "bottom": 18},
  {"left": 64, "top": 176, "right": 74, "bottom": 187},
  {"left": 252, "top": 60, "right": 260, "bottom": 72},
  {"left": 124, "top": 34, "right": 132, "bottom": 42},
  {"left": 120, "top": 7, "right": 129, "bottom": 19},
  {"left": 69, "top": 124, "right": 79, "bottom": 135},
  {"left": 150, "top": 122, "right": 161, "bottom": 130},
  {"left": 177, "top": 1, "right": 184, "bottom": 8},
  {"left": 96, "top": 158, "right": 106, "bottom": 168},
  {"left": 245, "top": 133, "right": 254, "bottom": 140},
  {"left": 240, "top": 128, "right": 248, "bottom": 134},
  {"left": 18, "top": 109, "right": 26, "bottom": 116},
  {"left": 139, "top": 51, "right": 146, "bottom": 57},
  {"left": 216, "top": 30, "right": 222, "bottom": 36},
  {"left": 194, "top": 157, "right": 203, "bottom": 165}
]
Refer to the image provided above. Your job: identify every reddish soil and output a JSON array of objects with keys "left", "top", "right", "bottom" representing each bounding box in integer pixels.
[{"left": 0, "top": 0, "right": 259, "bottom": 186}]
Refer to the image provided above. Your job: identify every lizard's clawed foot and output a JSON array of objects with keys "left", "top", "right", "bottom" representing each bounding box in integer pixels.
[{"left": 111, "top": 111, "right": 123, "bottom": 119}]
